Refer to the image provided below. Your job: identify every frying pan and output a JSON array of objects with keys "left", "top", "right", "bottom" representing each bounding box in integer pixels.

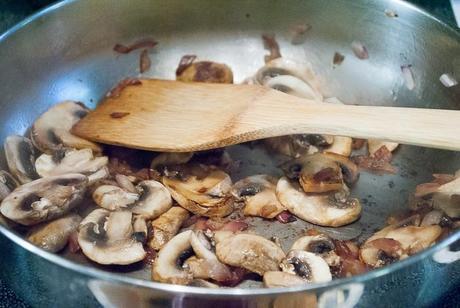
[{"left": 0, "top": 0, "right": 459, "bottom": 307}]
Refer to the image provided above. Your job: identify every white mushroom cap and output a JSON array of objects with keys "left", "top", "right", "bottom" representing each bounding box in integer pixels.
[
  {"left": 152, "top": 230, "right": 193, "bottom": 284},
  {"left": 276, "top": 177, "right": 361, "bottom": 227},
  {"left": 27, "top": 213, "right": 81, "bottom": 252},
  {"left": 35, "top": 148, "right": 108, "bottom": 178},
  {"left": 280, "top": 250, "right": 332, "bottom": 283},
  {"left": 263, "top": 271, "right": 308, "bottom": 288},
  {"left": 92, "top": 185, "right": 139, "bottom": 211},
  {"left": 231, "top": 175, "right": 285, "bottom": 219},
  {"left": 215, "top": 233, "right": 286, "bottom": 275},
  {"left": 78, "top": 209, "right": 146, "bottom": 265},
  {"left": 1, "top": 173, "right": 88, "bottom": 225},
  {"left": 31, "top": 101, "right": 101, "bottom": 154},
  {"left": 4, "top": 135, "right": 39, "bottom": 184}
]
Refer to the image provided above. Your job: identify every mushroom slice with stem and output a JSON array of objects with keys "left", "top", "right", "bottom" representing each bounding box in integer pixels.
[
  {"left": 149, "top": 206, "right": 190, "bottom": 250},
  {"left": 151, "top": 152, "right": 194, "bottom": 170},
  {"left": 185, "top": 231, "right": 233, "bottom": 282},
  {"left": 131, "top": 180, "right": 172, "bottom": 219},
  {"left": 264, "top": 75, "right": 320, "bottom": 100},
  {"left": 1, "top": 173, "right": 87, "bottom": 225},
  {"left": 35, "top": 148, "right": 108, "bottom": 178},
  {"left": 78, "top": 209, "right": 146, "bottom": 265},
  {"left": 254, "top": 58, "right": 322, "bottom": 101},
  {"left": 162, "top": 164, "right": 233, "bottom": 217},
  {"left": 280, "top": 250, "right": 332, "bottom": 283},
  {"left": 416, "top": 176, "right": 460, "bottom": 218},
  {"left": 276, "top": 177, "right": 361, "bottom": 227},
  {"left": 152, "top": 230, "right": 194, "bottom": 284},
  {"left": 264, "top": 135, "right": 319, "bottom": 157},
  {"left": 360, "top": 225, "right": 442, "bottom": 267},
  {"left": 27, "top": 213, "right": 81, "bottom": 252},
  {"left": 0, "top": 170, "right": 19, "bottom": 201},
  {"left": 4, "top": 135, "right": 39, "bottom": 184},
  {"left": 231, "top": 175, "right": 285, "bottom": 219},
  {"left": 263, "top": 271, "right": 308, "bottom": 288},
  {"left": 291, "top": 234, "right": 340, "bottom": 267},
  {"left": 132, "top": 215, "right": 148, "bottom": 244},
  {"left": 215, "top": 233, "right": 286, "bottom": 275},
  {"left": 31, "top": 101, "right": 101, "bottom": 154},
  {"left": 367, "top": 139, "right": 399, "bottom": 156},
  {"left": 92, "top": 185, "right": 139, "bottom": 211},
  {"left": 176, "top": 61, "right": 233, "bottom": 84}
]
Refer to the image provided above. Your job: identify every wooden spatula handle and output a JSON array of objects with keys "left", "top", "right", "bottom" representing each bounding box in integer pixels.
[{"left": 245, "top": 92, "right": 460, "bottom": 151}]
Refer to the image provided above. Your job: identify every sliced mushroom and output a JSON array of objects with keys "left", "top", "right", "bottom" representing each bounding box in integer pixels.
[
  {"left": 151, "top": 152, "right": 194, "bottom": 170},
  {"left": 0, "top": 170, "right": 19, "bottom": 201},
  {"left": 35, "top": 148, "right": 108, "bottom": 178},
  {"left": 176, "top": 61, "right": 233, "bottom": 84},
  {"left": 115, "top": 174, "right": 137, "bottom": 193},
  {"left": 152, "top": 230, "right": 194, "bottom": 284},
  {"left": 231, "top": 175, "right": 285, "bottom": 219},
  {"left": 291, "top": 234, "right": 340, "bottom": 267},
  {"left": 162, "top": 164, "right": 233, "bottom": 217},
  {"left": 280, "top": 250, "right": 332, "bottom": 283},
  {"left": 215, "top": 233, "right": 286, "bottom": 275},
  {"left": 188, "top": 279, "right": 220, "bottom": 288},
  {"left": 27, "top": 213, "right": 81, "bottom": 252},
  {"left": 132, "top": 215, "right": 148, "bottom": 244},
  {"left": 264, "top": 135, "right": 319, "bottom": 157},
  {"left": 1, "top": 173, "right": 87, "bottom": 225},
  {"left": 92, "top": 185, "right": 139, "bottom": 211},
  {"left": 149, "top": 206, "right": 190, "bottom": 250},
  {"left": 186, "top": 231, "right": 233, "bottom": 282},
  {"left": 254, "top": 58, "right": 322, "bottom": 101},
  {"left": 78, "top": 209, "right": 146, "bottom": 265},
  {"left": 325, "top": 136, "right": 353, "bottom": 157},
  {"left": 367, "top": 139, "right": 399, "bottom": 156},
  {"left": 31, "top": 101, "right": 101, "bottom": 154},
  {"left": 131, "top": 180, "right": 172, "bottom": 219},
  {"left": 263, "top": 271, "right": 308, "bottom": 288},
  {"left": 281, "top": 152, "right": 359, "bottom": 189},
  {"left": 297, "top": 154, "right": 344, "bottom": 193},
  {"left": 4, "top": 135, "right": 39, "bottom": 184},
  {"left": 87, "top": 167, "right": 110, "bottom": 185},
  {"left": 415, "top": 176, "right": 460, "bottom": 218},
  {"left": 360, "top": 225, "right": 442, "bottom": 267},
  {"left": 264, "top": 75, "right": 320, "bottom": 100},
  {"left": 276, "top": 177, "right": 361, "bottom": 227}
]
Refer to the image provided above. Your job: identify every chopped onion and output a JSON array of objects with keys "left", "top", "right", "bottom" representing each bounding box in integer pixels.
[
  {"left": 113, "top": 38, "right": 158, "bottom": 54},
  {"left": 439, "top": 73, "right": 458, "bottom": 88},
  {"left": 351, "top": 40, "right": 369, "bottom": 59},
  {"left": 333, "top": 52, "right": 345, "bottom": 66},
  {"left": 384, "top": 9, "right": 398, "bottom": 18},
  {"left": 401, "top": 65, "right": 415, "bottom": 90},
  {"left": 106, "top": 78, "right": 142, "bottom": 98},
  {"left": 139, "top": 49, "right": 151, "bottom": 73},
  {"left": 262, "top": 34, "right": 281, "bottom": 63},
  {"left": 289, "top": 23, "right": 311, "bottom": 45}
]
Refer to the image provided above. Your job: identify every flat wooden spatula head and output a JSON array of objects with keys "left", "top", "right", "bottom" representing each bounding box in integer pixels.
[{"left": 72, "top": 79, "right": 284, "bottom": 152}]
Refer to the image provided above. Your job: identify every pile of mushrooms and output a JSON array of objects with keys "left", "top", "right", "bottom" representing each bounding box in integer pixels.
[{"left": 0, "top": 54, "right": 456, "bottom": 289}]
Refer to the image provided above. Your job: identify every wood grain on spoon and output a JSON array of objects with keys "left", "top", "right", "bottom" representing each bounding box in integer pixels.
[{"left": 72, "top": 79, "right": 460, "bottom": 152}]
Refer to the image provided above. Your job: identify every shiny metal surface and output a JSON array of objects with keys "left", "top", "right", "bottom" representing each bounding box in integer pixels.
[{"left": 0, "top": 0, "right": 459, "bottom": 307}]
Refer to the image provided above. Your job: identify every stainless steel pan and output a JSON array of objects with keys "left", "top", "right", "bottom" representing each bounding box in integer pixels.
[{"left": 0, "top": 0, "right": 459, "bottom": 307}]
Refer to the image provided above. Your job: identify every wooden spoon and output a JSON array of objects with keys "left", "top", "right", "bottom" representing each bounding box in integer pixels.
[{"left": 72, "top": 79, "right": 460, "bottom": 152}]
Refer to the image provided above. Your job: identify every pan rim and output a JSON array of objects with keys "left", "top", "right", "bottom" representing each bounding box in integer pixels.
[{"left": 0, "top": 0, "right": 459, "bottom": 297}]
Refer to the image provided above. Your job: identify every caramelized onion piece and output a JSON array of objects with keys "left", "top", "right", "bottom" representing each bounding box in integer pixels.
[{"left": 262, "top": 34, "right": 281, "bottom": 63}]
